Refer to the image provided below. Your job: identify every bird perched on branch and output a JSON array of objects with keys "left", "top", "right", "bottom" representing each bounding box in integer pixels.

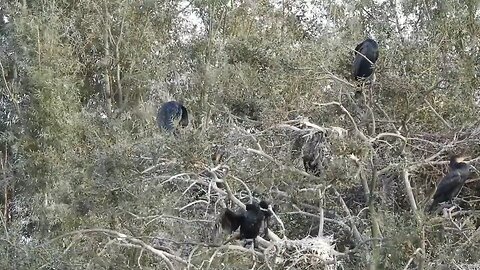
[
  {"left": 220, "top": 200, "right": 272, "bottom": 247},
  {"left": 292, "top": 131, "right": 330, "bottom": 177},
  {"left": 427, "top": 155, "right": 476, "bottom": 213},
  {"left": 302, "top": 133, "right": 329, "bottom": 177},
  {"left": 352, "top": 38, "right": 379, "bottom": 82},
  {"left": 156, "top": 101, "right": 189, "bottom": 134}
]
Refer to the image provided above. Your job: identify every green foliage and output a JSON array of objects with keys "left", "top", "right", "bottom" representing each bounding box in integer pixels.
[{"left": 0, "top": 0, "right": 479, "bottom": 269}]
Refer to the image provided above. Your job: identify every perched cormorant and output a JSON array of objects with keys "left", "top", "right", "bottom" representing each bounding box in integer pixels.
[
  {"left": 156, "top": 101, "right": 189, "bottom": 133},
  {"left": 292, "top": 131, "right": 330, "bottom": 177},
  {"left": 352, "top": 38, "right": 379, "bottom": 81},
  {"left": 221, "top": 201, "right": 272, "bottom": 246},
  {"left": 427, "top": 155, "right": 475, "bottom": 213},
  {"left": 303, "top": 133, "right": 328, "bottom": 176}
]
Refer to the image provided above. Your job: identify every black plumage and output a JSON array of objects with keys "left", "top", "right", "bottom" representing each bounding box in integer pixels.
[
  {"left": 221, "top": 201, "right": 271, "bottom": 246},
  {"left": 352, "top": 38, "right": 379, "bottom": 81},
  {"left": 156, "top": 101, "right": 189, "bottom": 133},
  {"left": 427, "top": 155, "right": 475, "bottom": 213}
]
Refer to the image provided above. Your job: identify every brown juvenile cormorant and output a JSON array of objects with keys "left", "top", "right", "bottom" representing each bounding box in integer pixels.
[
  {"left": 221, "top": 201, "right": 272, "bottom": 247},
  {"left": 427, "top": 155, "right": 475, "bottom": 213},
  {"left": 292, "top": 131, "right": 330, "bottom": 177},
  {"left": 156, "top": 101, "right": 189, "bottom": 133},
  {"left": 302, "top": 133, "right": 328, "bottom": 177},
  {"left": 352, "top": 38, "right": 379, "bottom": 81}
]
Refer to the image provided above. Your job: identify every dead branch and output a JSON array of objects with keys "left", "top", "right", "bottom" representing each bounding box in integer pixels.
[
  {"left": 333, "top": 188, "right": 363, "bottom": 243},
  {"left": 402, "top": 168, "right": 418, "bottom": 214},
  {"left": 45, "top": 228, "right": 188, "bottom": 268}
]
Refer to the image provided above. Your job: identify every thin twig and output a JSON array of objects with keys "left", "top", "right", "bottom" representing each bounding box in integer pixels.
[
  {"left": 333, "top": 188, "right": 363, "bottom": 243},
  {"left": 403, "top": 248, "right": 422, "bottom": 270},
  {"left": 424, "top": 98, "right": 452, "bottom": 129}
]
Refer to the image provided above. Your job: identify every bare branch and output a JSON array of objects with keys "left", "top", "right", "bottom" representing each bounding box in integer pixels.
[
  {"left": 333, "top": 188, "right": 363, "bottom": 243},
  {"left": 314, "top": 102, "right": 369, "bottom": 142},
  {"left": 424, "top": 98, "right": 452, "bottom": 130},
  {"left": 402, "top": 168, "right": 418, "bottom": 213},
  {"left": 45, "top": 229, "right": 188, "bottom": 267}
]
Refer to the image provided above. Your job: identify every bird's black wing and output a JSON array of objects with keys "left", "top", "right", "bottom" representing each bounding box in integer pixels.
[
  {"left": 352, "top": 46, "right": 366, "bottom": 78},
  {"left": 157, "top": 102, "right": 181, "bottom": 131},
  {"left": 372, "top": 47, "right": 379, "bottom": 63},
  {"left": 354, "top": 41, "right": 364, "bottom": 55},
  {"left": 428, "top": 171, "right": 468, "bottom": 212},
  {"left": 433, "top": 171, "right": 465, "bottom": 200},
  {"left": 364, "top": 40, "right": 379, "bottom": 63},
  {"left": 241, "top": 209, "right": 264, "bottom": 239},
  {"left": 221, "top": 209, "right": 243, "bottom": 233}
]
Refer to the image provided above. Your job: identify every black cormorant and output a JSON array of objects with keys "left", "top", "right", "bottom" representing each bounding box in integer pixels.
[
  {"left": 427, "top": 155, "right": 475, "bottom": 213},
  {"left": 221, "top": 201, "right": 272, "bottom": 247},
  {"left": 352, "top": 38, "right": 379, "bottom": 81},
  {"left": 156, "top": 101, "right": 189, "bottom": 133}
]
